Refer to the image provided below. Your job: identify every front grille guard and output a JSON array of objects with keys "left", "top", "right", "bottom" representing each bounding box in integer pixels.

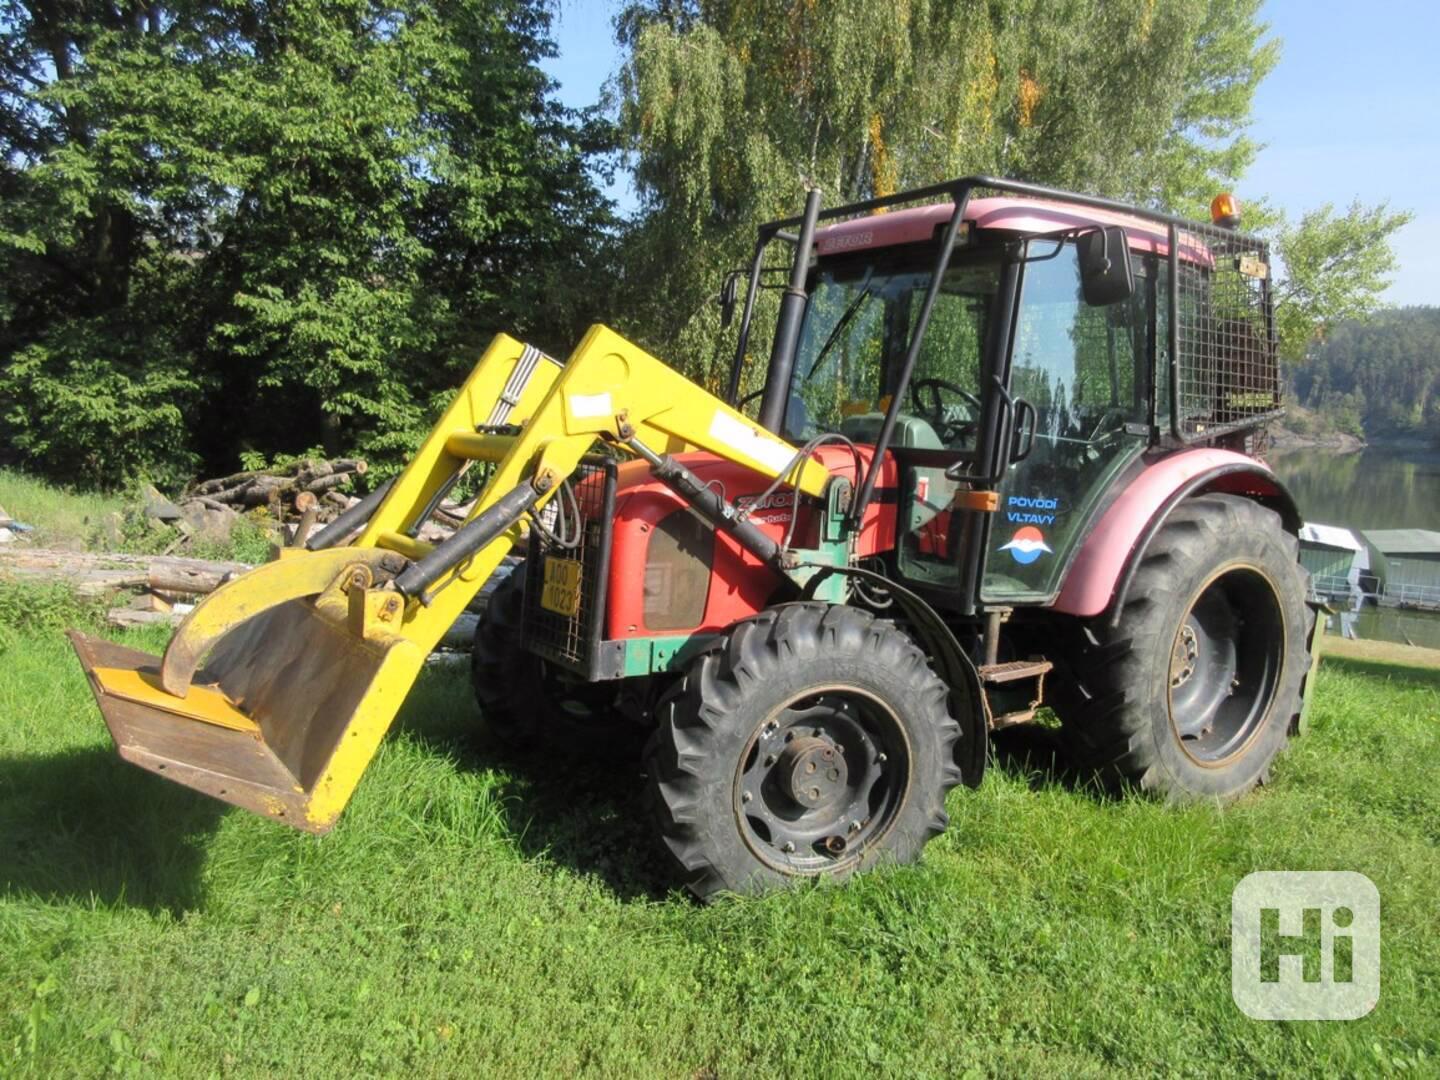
[{"left": 520, "top": 455, "right": 618, "bottom": 679}]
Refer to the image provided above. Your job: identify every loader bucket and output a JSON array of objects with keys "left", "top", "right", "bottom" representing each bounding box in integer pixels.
[{"left": 69, "top": 600, "right": 421, "bottom": 832}]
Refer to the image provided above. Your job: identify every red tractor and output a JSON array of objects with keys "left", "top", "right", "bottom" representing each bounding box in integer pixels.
[
  {"left": 73, "top": 177, "right": 1316, "bottom": 901},
  {"left": 473, "top": 178, "right": 1315, "bottom": 898}
]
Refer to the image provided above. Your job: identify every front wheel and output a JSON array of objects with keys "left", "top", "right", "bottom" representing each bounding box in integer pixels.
[
  {"left": 1052, "top": 494, "right": 1311, "bottom": 799},
  {"left": 471, "top": 570, "right": 637, "bottom": 756},
  {"left": 645, "top": 604, "right": 964, "bottom": 901}
]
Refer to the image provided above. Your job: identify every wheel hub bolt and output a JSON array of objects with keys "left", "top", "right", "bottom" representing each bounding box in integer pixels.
[
  {"left": 742, "top": 791, "right": 753, "bottom": 803},
  {"left": 776, "top": 736, "right": 848, "bottom": 809},
  {"left": 781, "top": 841, "right": 796, "bottom": 854}
]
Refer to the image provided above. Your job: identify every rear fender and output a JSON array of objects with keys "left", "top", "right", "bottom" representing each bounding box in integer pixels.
[{"left": 1053, "top": 448, "right": 1301, "bottom": 621}]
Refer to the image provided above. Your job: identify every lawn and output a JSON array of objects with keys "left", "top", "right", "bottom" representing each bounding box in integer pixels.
[
  {"left": 0, "top": 615, "right": 1436, "bottom": 1074},
  {"left": 0, "top": 470, "right": 130, "bottom": 550}
]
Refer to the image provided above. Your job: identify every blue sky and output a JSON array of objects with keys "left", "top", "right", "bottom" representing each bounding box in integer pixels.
[{"left": 543, "top": 0, "right": 1438, "bottom": 306}]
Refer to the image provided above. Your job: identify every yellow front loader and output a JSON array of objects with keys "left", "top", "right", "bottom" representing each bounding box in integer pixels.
[{"left": 70, "top": 325, "right": 829, "bottom": 834}]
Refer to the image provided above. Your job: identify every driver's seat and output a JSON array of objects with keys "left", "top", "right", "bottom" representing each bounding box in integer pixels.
[{"left": 839, "top": 412, "right": 945, "bottom": 450}]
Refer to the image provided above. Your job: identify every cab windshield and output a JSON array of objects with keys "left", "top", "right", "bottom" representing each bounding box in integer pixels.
[{"left": 785, "top": 256, "right": 1001, "bottom": 450}]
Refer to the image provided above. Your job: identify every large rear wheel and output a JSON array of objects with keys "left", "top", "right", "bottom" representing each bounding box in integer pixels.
[
  {"left": 645, "top": 604, "right": 963, "bottom": 901},
  {"left": 1052, "top": 495, "right": 1310, "bottom": 799}
]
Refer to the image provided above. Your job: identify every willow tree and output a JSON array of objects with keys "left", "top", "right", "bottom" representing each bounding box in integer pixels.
[{"left": 614, "top": 0, "right": 1402, "bottom": 385}]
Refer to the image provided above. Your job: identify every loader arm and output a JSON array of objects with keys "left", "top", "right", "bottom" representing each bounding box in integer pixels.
[{"left": 70, "top": 325, "right": 830, "bottom": 833}]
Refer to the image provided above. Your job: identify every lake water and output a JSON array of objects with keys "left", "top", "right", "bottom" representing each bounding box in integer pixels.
[{"left": 1269, "top": 447, "right": 1440, "bottom": 649}]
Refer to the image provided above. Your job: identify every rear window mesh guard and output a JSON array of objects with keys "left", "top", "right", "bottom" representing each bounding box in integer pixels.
[{"left": 1168, "top": 220, "right": 1283, "bottom": 442}]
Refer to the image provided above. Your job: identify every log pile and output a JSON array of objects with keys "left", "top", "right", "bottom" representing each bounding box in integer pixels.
[{"left": 184, "top": 458, "right": 369, "bottom": 519}]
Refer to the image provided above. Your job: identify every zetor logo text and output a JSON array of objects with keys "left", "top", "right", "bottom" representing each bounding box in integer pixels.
[
  {"left": 734, "top": 490, "right": 794, "bottom": 525},
  {"left": 1231, "top": 871, "right": 1380, "bottom": 1021}
]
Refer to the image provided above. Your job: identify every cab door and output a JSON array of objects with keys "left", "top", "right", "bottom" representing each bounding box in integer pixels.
[{"left": 982, "top": 239, "right": 1154, "bottom": 603}]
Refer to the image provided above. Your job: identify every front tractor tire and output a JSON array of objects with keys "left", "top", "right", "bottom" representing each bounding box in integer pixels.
[
  {"left": 1055, "top": 494, "right": 1311, "bottom": 800},
  {"left": 470, "top": 570, "right": 634, "bottom": 755},
  {"left": 645, "top": 604, "right": 963, "bottom": 902}
]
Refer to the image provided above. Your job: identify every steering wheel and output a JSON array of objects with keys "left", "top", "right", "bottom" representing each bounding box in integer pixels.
[{"left": 910, "top": 377, "right": 982, "bottom": 445}]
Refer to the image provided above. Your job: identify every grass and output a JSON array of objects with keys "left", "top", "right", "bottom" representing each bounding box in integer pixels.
[
  {"left": 1320, "top": 634, "right": 1440, "bottom": 672},
  {"left": 0, "top": 467, "right": 276, "bottom": 563},
  {"left": 0, "top": 470, "right": 130, "bottom": 550},
  {"left": 0, "top": 602, "right": 1436, "bottom": 1077}
]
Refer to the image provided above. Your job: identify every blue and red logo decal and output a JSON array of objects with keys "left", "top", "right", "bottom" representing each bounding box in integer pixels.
[{"left": 999, "top": 525, "right": 1053, "bottom": 565}]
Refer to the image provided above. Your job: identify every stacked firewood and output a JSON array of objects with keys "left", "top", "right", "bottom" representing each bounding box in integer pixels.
[{"left": 184, "top": 458, "right": 369, "bottom": 520}]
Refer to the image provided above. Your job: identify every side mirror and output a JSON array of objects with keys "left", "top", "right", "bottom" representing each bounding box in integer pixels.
[
  {"left": 718, "top": 272, "right": 740, "bottom": 328},
  {"left": 1078, "top": 226, "right": 1134, "bottom": 306}
]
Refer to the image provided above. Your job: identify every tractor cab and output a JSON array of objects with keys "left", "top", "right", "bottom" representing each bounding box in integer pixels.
[{"left": 728, "top": 181, "right": 1280, "bottom": 615}]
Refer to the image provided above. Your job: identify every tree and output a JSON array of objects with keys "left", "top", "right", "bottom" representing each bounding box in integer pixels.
[
  {"left": 0, "top": 0, "right": 616, "bottom": 487},
  {"left": 613, "top": 0, "right": 1282, "bottom": 381},
  {"left": 1290, "top": 307, "right": 1440, "bottom": 440},
  {"left": 612, "top": 0, "right": 1406, "bottom": 392},
  {"left": 1274, "top": 202, "right": 1412, "bottom": 361}
]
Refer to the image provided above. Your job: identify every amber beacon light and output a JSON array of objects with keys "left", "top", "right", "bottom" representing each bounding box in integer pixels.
[{"left": 1210, "top": 192, "right": 1241, "bottom": 229}]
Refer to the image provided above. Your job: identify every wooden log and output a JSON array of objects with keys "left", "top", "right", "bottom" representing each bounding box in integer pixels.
[
  {"left": 128, "top": 591, "right": 174, "bottom": 613},
  {"left": 0, "top": 548, "right": 249, "bottom": 596},
  {"left": 147, "top": 555, "right": 249, "bottom": 594},
  {"left": 290, "top": 506, "right": 319, "bottom": 548},
  {"left": 191, "top": 470, "right": 262, "bottom": 497},
  {"left": 106, "top": 608, "right": 181, "bottom": 630},
  {"left": 302, "top": 472, "right": 355, "bottom": 496},
  {"left": 294, "top": 461, "right": 334, "bottom": 488},
  {"left": 193, "top": 459, "right": 366, "bottom": 501}
]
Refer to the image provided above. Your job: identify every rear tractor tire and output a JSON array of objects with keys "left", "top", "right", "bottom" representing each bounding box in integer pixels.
[
  {"left": 645, "top": 604, "right": 964, "bottom": 901},
  {"left": 1053, "top": 494, "right": 1311, "bottom": 800},
  {"left": 470, "top": 570, "right": 637, "bottom": 756}
]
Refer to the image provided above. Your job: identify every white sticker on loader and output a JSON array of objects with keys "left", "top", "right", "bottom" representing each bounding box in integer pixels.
[
  {"left": 709, "top": 411, "right": 798, "bottom": 476},
  {"left": 567, "top": 391, "right": 614, "bottom": 420}
]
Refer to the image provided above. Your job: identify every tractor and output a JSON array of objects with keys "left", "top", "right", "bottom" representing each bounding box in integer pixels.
[{"left": 71, "top": 177, "right": 1317, "bottom": 901}]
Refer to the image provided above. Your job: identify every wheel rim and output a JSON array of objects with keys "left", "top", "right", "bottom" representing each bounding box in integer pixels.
[
  {"left": 1167, "top": 564, "right": 1285, "bottom": 765},
  {"left": 732, "top": 686, "right": 909, "bottom": 874}
]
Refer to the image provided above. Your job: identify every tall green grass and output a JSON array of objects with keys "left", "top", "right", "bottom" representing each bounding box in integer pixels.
[
  {"left": 0, "top": 470, "right": 130, "bottom": 550},
  {"left": 0, "top": 467, "right": 275, "bottom": 562},
  {"left": 0, "top": 614, "right": 1436, "bottom": 1075}
]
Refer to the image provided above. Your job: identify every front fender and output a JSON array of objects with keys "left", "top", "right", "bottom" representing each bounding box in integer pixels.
[
  {"left": 1053, "top": 448, "right": 1300, "bottom": 620},
  {"left": 800, "top": 567, "right": 987, "bottom": 787}
]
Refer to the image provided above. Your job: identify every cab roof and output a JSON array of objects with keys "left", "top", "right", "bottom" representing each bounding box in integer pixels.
[{"left": 813, "top": 196, "right": 1214, "bottom": 265}]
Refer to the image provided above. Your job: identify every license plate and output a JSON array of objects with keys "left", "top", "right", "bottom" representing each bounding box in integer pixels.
[{"left": 539, "top": 556, "right": 583, "bottom": 616}]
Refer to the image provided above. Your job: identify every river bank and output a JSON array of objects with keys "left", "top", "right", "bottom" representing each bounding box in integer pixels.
[
  {"left": 1268, "top": 426, "right": 1366, "bottom": 453},
  {"left": 1268, "top": 426, "right": 1440, "bottom": 464}
]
